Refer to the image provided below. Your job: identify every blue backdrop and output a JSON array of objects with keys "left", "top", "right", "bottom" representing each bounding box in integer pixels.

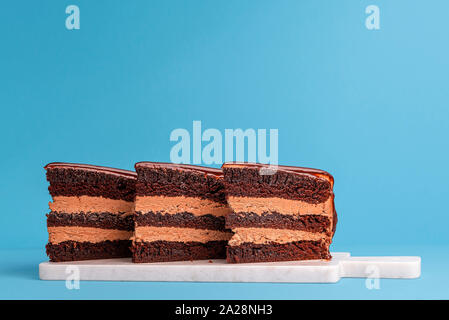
[{"left": 0, "top": 0, "right": 448, "bottom": 299}]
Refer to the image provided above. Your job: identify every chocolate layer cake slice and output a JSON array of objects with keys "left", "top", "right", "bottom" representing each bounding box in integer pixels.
[
  {"left": 45, "top": 163, "right": 137, "bottom": 262},
  {"left": 222, "top": 163, "right": 337, "bottom": 263},
  {"left": 132, "top": 162, "right": 233, "bottom": 263}
]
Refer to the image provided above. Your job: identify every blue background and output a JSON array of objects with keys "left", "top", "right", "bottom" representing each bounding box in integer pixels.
[{"left": 0, "top": 0, "right": 448, "bottom": 299}]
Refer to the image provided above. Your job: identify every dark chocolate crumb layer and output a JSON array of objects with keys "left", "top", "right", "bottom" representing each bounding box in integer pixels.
[
  {"left": 132, "top": 240, "right": 227, "bottom": 263},
  {"left": 223, "top": 167, "right": 332, "bottom": 204},
  {"left": 46, "top": 168, "right": 136, "bottom": 201},
  {"left": 226, "top": 241, "right": 331, "bottom": 263},
  {"left": 46, "top": 240, "right": 131, "bottom": 262},
  {"left": 135, "top": 211, "right": 227, "bottom": 231},
  {"left": 47, "top": 212, "right": 134, "bottom": 231},
  {"left": 135, "top": 167, "right": 227, "bottom": 204},
  {"left": 226, "top": 212, "right": 331, "bottom": 234}
]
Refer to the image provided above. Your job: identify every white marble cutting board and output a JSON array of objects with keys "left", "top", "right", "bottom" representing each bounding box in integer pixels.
[{"left": 39, "top": 252, "right": 421, "bottom": 283}]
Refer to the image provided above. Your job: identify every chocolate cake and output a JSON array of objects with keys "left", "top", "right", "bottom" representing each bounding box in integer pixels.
[
  {"left": 45, "top": 163, "right": 137, "bottom": 262},
  {"left": 132, "top": 162, "right": 233, "bottom": 263},
  {"left": 222, "top": 163, "right": 337, "bottom": 263}
]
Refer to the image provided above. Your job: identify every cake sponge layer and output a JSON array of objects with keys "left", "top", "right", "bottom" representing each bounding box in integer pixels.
[
  {"left": 132, "top": 240, "right": 227, "bottom": 263},
  {"left": 226, "top": 212, "right": 331, "bottom": 233},
  {"left": 135, "top": 162, "right": 227, "bottom": 203},
  {"left": 222, "top": 163, "right": 333, "bottom": 204},
  {"left": 227, "top": 241, "right": 331, "bottom": 263},
  {"left": 135, "top": 212, "right": 226, "bottom": 231},
  {"left": 46, "top": 240, "right": 131, "bottom": 262},
  {"left": 46, "top": 163, "right": 137, "bottom": 201},
  {"left": 47, "top": 212, "right": 134, "bottom": 230}
]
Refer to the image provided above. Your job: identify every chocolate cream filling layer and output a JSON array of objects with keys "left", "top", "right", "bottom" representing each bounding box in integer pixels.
[
  {"left": 49, "top": 196, "right": 134, "bottom": 214},
  {"left": 228, "top": 227, "right": 328, "bottom": 246},
  {"left": 135, "top": 196, "right": 231, "bottom": 216},
  {"left": 226, "top": 196, "right": 334, "bottom": 216},
  {"left": 133, "top": 226, "right": 233, "bottom": 243},
  {"left": 48, "top": 226, "right": 133, "bottom": 244}
]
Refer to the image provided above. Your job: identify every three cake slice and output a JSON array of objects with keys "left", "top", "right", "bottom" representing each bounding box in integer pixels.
[
  {"left": 222, "top": 163, "right": 337, "bottom": 263},
  {"left": 44, "top": 161, "right": 336, "bottom": 263},
  {"left": 45, "top": 163, "right": 137, "bottom": 262},
  {"left": 131, "top": 162, "right": 233, "bottom": 262}
]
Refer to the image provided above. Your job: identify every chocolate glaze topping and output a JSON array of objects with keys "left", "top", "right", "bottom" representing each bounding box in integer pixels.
[
  {"left": 135, "top": 162, "right": 223, "bottom": 178},
  {"left": 44, "top": 162, "right": 137, "bottom": 178}
]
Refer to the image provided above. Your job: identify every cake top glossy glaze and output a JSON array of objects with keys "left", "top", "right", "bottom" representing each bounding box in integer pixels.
[{"left": 44, "top": 162, "right": 137, "bottom": 178}]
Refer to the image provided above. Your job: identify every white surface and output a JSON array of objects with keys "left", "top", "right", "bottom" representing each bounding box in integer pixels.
[{"left": 39, "top": 252, "right": 421, "bottom": 283}]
